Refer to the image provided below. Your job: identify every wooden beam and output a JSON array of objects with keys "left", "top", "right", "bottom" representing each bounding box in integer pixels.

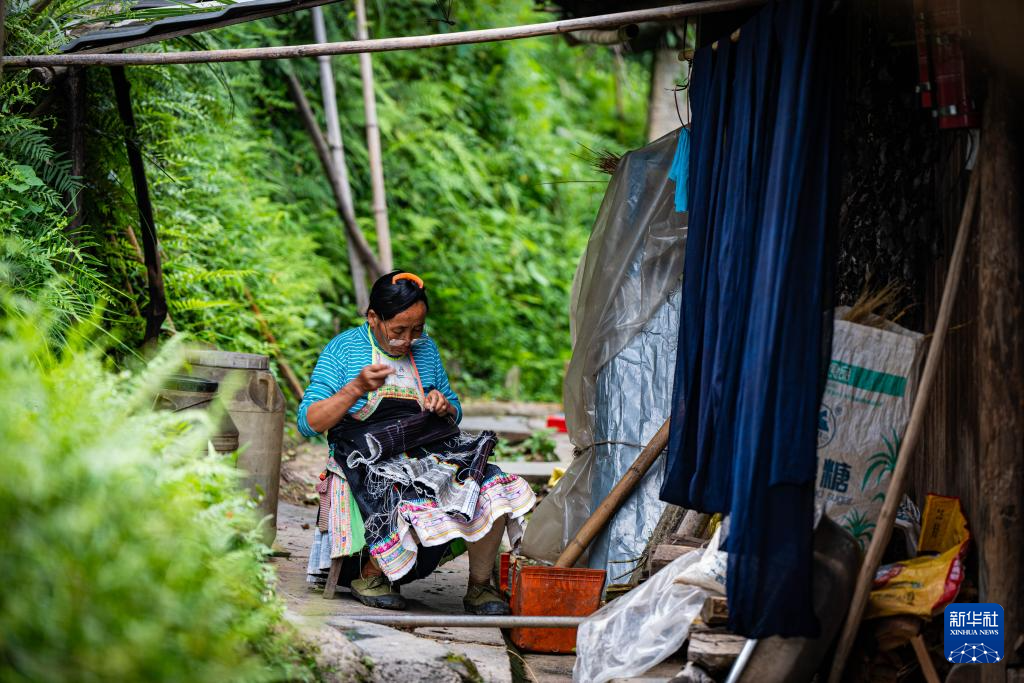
[
  {"left": 311, "top": 6, "right": 370, "bottom": 312},
  {"left": 110, "top": 65, "right": 168, "bottom": 345},
  {"left": 65, "top": 67, "right": 87, "bottom": 238},
  {"left": 355, "top": 0, "right": 392, "bottom": 273},
  {"left": 0, "top": 0, "right": 8, "bottom": 80},
  {"left": 284, "top": 70, "right": 383, "bottom": 278},
  {"left": 976, "top": 73, "right": 1023, "bottom": 683},
  {"left": 1, "top": 0, "right": 766, "bottom": 68}
]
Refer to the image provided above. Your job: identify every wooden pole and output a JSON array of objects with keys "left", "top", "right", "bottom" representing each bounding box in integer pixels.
[
  {"left": 827, "top": 164, "right": 981, "bottom": 683},
  {"left": 1, "top": 0, "right": 766, "bottom": 68},
  {"left": 555, "top": 418, "right": 671, "bottom": 568},
  {"left": 312, "top": 6, "right": 370, "bottom": 311},
  {"left": 284, "top": 69, "right": 383, "bottom": 278},
  {"left": 125, "top": 225, "right": 176, "bottom": 333},
  {"left": 976, "top": 74, "right": 1023, "bottom": 683},
  {"left": 65, "top": 67, "right": 87, "bottom": 238},
  {"left": 0, "top": 0, "right": 8, "bottom": 80},
  {"left": 355, "top": 0, "right": 392, "bottom": 273},
  {"left": 111, "top": 65, "right": 169, "bottom": 345}
]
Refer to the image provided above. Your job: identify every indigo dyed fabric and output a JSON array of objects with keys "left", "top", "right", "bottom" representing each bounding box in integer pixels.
[{"left": 659, "top": 0, "right": 839, "bottom": 638}]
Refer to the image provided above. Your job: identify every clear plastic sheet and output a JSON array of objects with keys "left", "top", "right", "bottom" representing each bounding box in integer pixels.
[
  {"left": 573, "top": 549, "right": 707, "bottom": 683},
  {"left": 587, "top": 288, "right": 680, "bottom": 581},
  {"left": 520, "top": 130, "right": 687, "bottom": 563}
]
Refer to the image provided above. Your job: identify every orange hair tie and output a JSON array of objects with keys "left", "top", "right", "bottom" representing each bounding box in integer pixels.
[{"left": 392, "top": 272, "right": 424, "bottom": 288}]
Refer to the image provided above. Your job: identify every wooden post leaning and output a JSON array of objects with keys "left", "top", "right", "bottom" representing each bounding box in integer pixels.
[
  {"left": 555, "top": 418, "right": 671, "bottom": 568},
  {"left": 827, "top": 160, "right": 981, "bottom": 683}
]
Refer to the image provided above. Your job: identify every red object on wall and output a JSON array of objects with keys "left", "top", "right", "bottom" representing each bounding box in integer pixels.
[
  {"left": 914, "top": 0, "right": 980, "bottom": 129},
  {"left": 546, "top": 414, "right": 567, "bottom": 433}
]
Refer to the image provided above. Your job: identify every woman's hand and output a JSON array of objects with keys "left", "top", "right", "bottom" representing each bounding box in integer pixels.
[
  {"left": 353, "top": 364, "right": 394, "bottom": 394},
  {"left": 424, "top": 389, "right": 453, "bottom": 417}
]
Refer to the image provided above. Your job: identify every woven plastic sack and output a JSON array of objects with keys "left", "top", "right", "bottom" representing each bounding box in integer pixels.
[
  {"left": 574, "top": 550, "right": 707, "bottom": 683},
  {"left": 815, "top": 307, "right": 923, "bottom": 549}
]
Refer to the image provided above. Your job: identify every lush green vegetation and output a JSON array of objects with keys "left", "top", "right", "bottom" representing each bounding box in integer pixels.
[
  {"left": 0, "top": 295, "right": 318, "bottom": 682},
  {"left": 1, "top": 0, "right": 650, "bottom": 402}
]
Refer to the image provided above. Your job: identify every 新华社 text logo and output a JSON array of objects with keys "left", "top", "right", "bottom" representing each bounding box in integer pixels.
[{"left": 944, "top": 603, "right": 1004, "bottom": 663}]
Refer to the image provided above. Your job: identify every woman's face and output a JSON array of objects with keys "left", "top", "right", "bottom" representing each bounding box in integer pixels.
[{"left": 368, "top": 301, "right": 427, "bottom": 356}]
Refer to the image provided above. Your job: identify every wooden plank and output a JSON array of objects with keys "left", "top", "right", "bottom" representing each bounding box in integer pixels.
[
  {"left": 685, "top": 630, "right": 746, "bottom": 676},
  {"left": 323, "top": 557, "right": 342, "bottom": 599},
  {"left": 700, "top": 596, "right": 728, "bottom": 627},
  {"left": 676, "top": 510, "right": 711, "bottom": 538},
  {"left": 650, "top": 541, "right": 702, "bottom": 573},
  {"left": 976, "top": 72, "right": 1024, "bottom": 683}
]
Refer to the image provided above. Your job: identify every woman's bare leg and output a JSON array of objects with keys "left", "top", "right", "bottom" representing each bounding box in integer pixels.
[{"left": 466, "top": 515, "right": 507, "bottom": 586}]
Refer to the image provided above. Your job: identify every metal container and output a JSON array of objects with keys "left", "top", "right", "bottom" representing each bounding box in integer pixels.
[
  {"left": 187, "top": 350, "right": 285, "bottom": 543},
  {"left": 155, "top": 374, "right": 240, "bottom": 454}
]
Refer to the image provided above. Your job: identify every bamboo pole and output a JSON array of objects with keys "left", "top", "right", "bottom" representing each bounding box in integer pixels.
[
  {"left": 312, "top": 6, "right": 370, "bottom": 311},
  {"left": 555, "top": 418, "right": 671, "bottom": 568},
  {"left": 827, "top": 164, "right": 981, "bottom": 683},
  {"left": 1, "top": 0, "right": 765, "bottom": 68},
  {"left": 284, "top": 70, "right": 383, "bottom": 278},
  {"left": 355, "top": 0, "right": 392, "bottom": 273}
]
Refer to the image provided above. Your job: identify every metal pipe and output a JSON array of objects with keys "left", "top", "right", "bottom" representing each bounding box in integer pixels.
[
  {"left": 330, "top": 614, "right": 586, "bottom": 628},
  {"left": 2, "top": 0, "right": 767, "bottom": 68},
  {"left": 724, "top": 638, "right": 758, "bottom": 683}
]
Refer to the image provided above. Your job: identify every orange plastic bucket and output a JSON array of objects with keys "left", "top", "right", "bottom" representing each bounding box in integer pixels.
[{"left": 509, "top": 565, "right": 606, "bottom": 653}]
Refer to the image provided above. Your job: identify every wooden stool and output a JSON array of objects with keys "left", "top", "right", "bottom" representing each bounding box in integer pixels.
[{"left": 323, "top": 557, "right": 343, "bottom": 599}]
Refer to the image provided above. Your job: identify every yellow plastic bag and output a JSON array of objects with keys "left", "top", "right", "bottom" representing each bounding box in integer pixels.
[{"left": 866, "top": 494, "right": 970, "bottom": 620}]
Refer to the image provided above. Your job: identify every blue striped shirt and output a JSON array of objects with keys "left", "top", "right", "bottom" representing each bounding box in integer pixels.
[{"left": 297, "top": 322, "right": 463, "bottom": 437}]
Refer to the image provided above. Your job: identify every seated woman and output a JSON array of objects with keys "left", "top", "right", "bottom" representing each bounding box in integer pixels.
[{"left": 299, "top": 270, "right": 535, "bottom": 614}]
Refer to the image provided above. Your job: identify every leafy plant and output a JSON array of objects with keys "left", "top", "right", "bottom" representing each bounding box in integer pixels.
[
  {"left": 0, "top": 294, "right": 318, "bottom": 682},
  {"left": 492, "top": 428, "right": 558, "bottom": 462}
]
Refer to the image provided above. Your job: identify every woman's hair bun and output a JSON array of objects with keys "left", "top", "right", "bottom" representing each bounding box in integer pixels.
[{"left": 368, "top": 269, "right": 429, "bottom": 320}]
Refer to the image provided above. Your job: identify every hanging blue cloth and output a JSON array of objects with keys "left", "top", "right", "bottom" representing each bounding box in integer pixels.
[
  {"left": 667, "top": 127, "right": 690, "bottom": 212},
  {"left": 660, "top": 0, "right": 839, "bottom": 638}
]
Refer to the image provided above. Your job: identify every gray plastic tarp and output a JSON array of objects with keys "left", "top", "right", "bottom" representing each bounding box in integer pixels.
[{"left": 520, "top": 129, "right": 687, "bottom": 564}]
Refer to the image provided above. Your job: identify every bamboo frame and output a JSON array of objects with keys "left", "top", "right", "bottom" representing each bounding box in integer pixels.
[
  {"left": 826, "top": 162, "right": 981, "bottom": 683},
  {"left": 356, "top": 0, "right": 392, "bottom": 273},
  {"left": 1, "top": 0, "right": 765, "bottom": 68},
  {"left": 311, "top": 6, "right": 370, "bottom": 312},
  {"left": 285, "top": 70, "right": 383, "bottom": 277}
]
